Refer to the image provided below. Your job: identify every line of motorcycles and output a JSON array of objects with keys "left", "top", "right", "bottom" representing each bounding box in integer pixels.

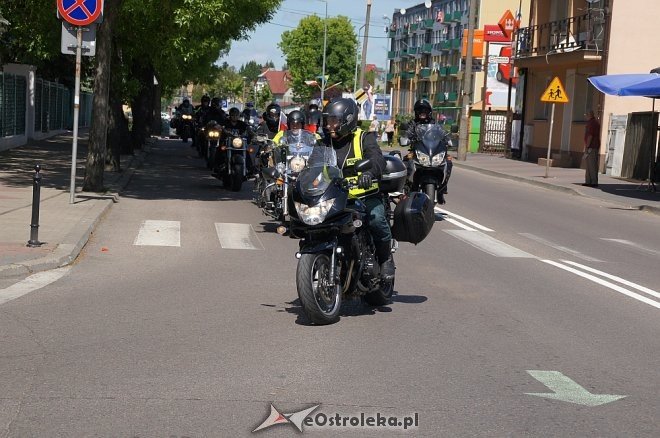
[{"left": 246, "top": 125, "right": 455, "bottom": 325}]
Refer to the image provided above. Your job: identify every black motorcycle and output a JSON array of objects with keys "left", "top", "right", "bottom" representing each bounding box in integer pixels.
[
  {"left": 177, "top": 113, "right": 194, "bottom": 143},
  {"left": 403, "top": 124, "right": 452, "bottom": 205},
  {"left": 203, "top": 120, "right": 222, "bottom": 169},
  {"left": 215, "top": 133, "right": 249, "bottom": 191},
  {"left": 288, "top": 147, "right": 415, "bottom": 325},
  {"left": 260, "top": 130, "right": 316, "bottom": 224}
]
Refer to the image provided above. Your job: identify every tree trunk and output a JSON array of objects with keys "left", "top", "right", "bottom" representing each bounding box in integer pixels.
[{"left": 130, "top": 62, "right": 155, "bottom": 150}]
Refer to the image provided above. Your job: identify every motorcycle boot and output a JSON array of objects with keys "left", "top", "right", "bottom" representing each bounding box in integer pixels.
[{"left": 375, "top": 241, "right": 395, "bottom": 282}]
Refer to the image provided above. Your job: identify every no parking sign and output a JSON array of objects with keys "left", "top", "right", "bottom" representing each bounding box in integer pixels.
[{"left": 57, "top": 0, "right": 104, "bottom": 26}]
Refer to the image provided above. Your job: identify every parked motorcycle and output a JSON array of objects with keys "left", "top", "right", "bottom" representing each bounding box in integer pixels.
[
  {"left": 288, "top": 147, "right": 433, "bottom": 325},
  {"left": 259, "top": 130, "right": 316, "bottom": 223},
  {"left": 402, "top": 124, "right": 452, "bottom": 204},
  {"left": 215, "top": 133, "right": 250, "bottom": 191}
]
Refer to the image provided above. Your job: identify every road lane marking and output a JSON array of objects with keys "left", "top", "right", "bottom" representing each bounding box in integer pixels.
[
  {"left": 435, "top": 207, "right": 494, "bottom": 232},
  {"left": 525, "top": 370, "right": 626, "bottom": 407},
  {"left": 133, "top": 220, "right": 181, "bottom": 247},
  {"left": 0, "top": 267, "right": 71, "bottom": 306},
  {"left": 445, "top": 230, "right": 535, "bottom": 258},
  {"left": 541, "top": 260, "right": 660, "bottom": 310},
  {"left": 601, "top": 238, "right": 660, "bottom": 257},
  {"left": 215, "top": 223, "right": 264, "bottom": 250},
  {"left": 520, "top": 233, "right": 602, "bottom": 262},
  {"left": 560, "top": 260, "right": 660, "bottom": 300}
]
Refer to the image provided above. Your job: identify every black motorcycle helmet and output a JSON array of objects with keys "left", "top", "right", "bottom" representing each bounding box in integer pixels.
[
  {"left": 287, "top": 110, "right": 306, "bottom": 131},
  {"left": 181, "top": 98, "right": 191, "bottom": 107},
  {"left": 228, "top": 107, "right": 240, "bottom": 121},
  {"left": 201, "top": 94, "right": 210, "bottom": 107},
  {"left": 264, "top": 103, "right": 281, "bottom": 132},
  {"left": 413, "top": 98, "right": 433, "bottom": 123},
  {"left": 210, "top": 97, "right": 220, "bottom": 108},
  {"left": 322, "top": 98, "right": 358, "bottom": 140}
]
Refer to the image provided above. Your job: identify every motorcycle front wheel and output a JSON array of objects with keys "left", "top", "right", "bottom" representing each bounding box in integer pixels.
[
  {"left": 297, "top": 253, "right": 341, "bottom": 325},
  {"left": 230, "top": 165, "right": 243, "bottom": 191},
  {"left": 425, "top": 183, "right": 436, "bottom": 206}
]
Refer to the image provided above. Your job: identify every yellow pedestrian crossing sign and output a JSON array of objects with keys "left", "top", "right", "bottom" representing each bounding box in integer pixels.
[{"left": 541, "top": 77, "right": 569, "bottom": 103}]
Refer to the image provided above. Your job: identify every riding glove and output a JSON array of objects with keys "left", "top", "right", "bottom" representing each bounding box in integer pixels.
[{"left": 357, "top": 172, "right": 374, "bottom": 189}]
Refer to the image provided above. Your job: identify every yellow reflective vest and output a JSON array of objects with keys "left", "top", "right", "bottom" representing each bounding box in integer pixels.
[{"left": 344, "top": 128, "right": 379, "bottom": 199}]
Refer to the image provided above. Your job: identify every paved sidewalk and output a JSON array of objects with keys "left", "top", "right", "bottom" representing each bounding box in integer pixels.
[
  {"left": 1, "top": 136, "right": 658, "bottom": 279},
  {"left": 0, "top": 131, "right": 150, "bottom": 278}
]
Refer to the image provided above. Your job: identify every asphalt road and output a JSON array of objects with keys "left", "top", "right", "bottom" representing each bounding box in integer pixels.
[{"left": 0, "top": 139, "right": 658, "bottom": 437}]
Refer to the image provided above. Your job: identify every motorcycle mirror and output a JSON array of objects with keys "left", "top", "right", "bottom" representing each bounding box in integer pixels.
[
  {"left": 354, "top": 159, "right": 373, "bottom": 173},
  {"left": 450, "top": 124, "right": 459, "bottom": 134}
]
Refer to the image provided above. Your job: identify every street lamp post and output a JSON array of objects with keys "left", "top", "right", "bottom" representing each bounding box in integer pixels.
[
  {"left": 354, "top": 24, "right": 366, "bottom": 92},
  {"left": 383, "top": 15, "right": 391, "bottom": 92},
  {"left": 358, "top": 0, "right": 373, "bottom": 89},
  {"left": 319, "top": 0, "right": 328, "bottom": 103}
]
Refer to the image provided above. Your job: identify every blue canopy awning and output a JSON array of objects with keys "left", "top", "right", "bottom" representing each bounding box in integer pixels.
[{"left": 588, "top": 73, "right": 660, "bottom": 98}]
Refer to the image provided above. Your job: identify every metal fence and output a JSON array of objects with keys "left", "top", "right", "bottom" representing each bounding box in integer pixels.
[
  {"left": 0, "top": 72, "right": 27, "bottom": 137},
  {"left": 0, "top": 72, "right": 93, "bottom": 139}
]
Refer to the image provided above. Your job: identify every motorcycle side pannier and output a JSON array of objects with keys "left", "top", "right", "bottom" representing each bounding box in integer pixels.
[
  {"left": 391, "top": 192, "right": 435, "bottom": 244},
  {"left": 380, "top": 155, "right": 407, "bottom": 193}
]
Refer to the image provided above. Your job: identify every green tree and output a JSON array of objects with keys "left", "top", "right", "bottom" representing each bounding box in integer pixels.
[
  {"left": 279, "top": 15, "right": 356, "bottom": 102},
  {"left": 255, "top": 85, "right": 273, "bottom": 110},
  {"left": 239, "top": 61, "right": 263, "bottom": 83}
]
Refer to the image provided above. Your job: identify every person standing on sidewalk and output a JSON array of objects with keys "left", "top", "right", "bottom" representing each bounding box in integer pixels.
[
  {"left": 384, "top": 119, "right": 395, "bottom": 147},
  {"left": 583, "top": 110, "right": 600, "bottom": 187}
]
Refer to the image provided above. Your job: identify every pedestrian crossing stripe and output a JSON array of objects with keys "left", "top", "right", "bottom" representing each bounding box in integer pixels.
[{"left": 541, "top": 77, "right": 569, "bottom": 103}]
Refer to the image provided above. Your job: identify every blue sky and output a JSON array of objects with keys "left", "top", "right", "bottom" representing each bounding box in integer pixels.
[{"left": 218, "top": 0, "right": 425, "bottom": 70}]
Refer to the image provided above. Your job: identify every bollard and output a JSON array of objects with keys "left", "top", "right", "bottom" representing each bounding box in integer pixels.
[{"left": 27, "top": 164, "right": 43, "bottom": 247}]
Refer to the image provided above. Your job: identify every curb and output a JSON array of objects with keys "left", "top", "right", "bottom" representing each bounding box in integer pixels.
[
  {"left": 0, "top": 144, "right": 151, "bottom": 279},
  {"left": 453, "top": 161, "right": 660, "bottom": 216}
]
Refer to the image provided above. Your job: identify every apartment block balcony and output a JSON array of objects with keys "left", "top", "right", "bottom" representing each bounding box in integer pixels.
[
  {"left": 450, "top": 38, "right": 462, "bottom": 50},
  {"left": 514, "top": 10, "right": 609, "bottom": 65},
  {"left": 421, "top": 19, "right": 435, "bottom": 30},
  {"left": 422, "top": 43, "right": 433, "bottom": 54},
  {"left": 447, "top": 66, "right": 460, "bottom": 76},
  {"left": 387, "top": 50, "right": 398, "bottom": 59},
  {"left": 439, "top": 40, "right": 451, "bottom": 51},
  {"left": 435, "top": 93, "right": 446, "bottom": 103},
  {"left": 446, "top": 10, "right": 463, "bottom": 22},
  {"left": 386, "top": 73, "right": 395, "bottom": 82},
  {"left": 388, "top": 30, "right": 397, "bottom": 38},
  {"left": 438, "top": 66, "right": 449, "bottom": 76},
  {"left": 410, "top": 23, "right": 419, "bottom": 32},
  {"left": 445, "top": 91, "right": 459, "bottom": 102},
  {"left": 419, "top": 68, "right": 432, "bottom": 79}
]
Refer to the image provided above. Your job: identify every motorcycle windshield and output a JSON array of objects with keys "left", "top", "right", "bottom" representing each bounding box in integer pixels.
[
  {"left": 419, "top": 125, "right": 448, "bottom": 155},
  {"left": 283, "top": 130, "right": 317, "bottom": 157},
  {"left": 297, "top": 162, "right": 342, "bottom": 198}
]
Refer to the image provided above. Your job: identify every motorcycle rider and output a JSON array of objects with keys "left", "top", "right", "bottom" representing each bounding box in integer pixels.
[
  {"left": 306, "top": 100, "right": 322, "bottom": 134},
  {"left": 256, "top": 103, "right": 283, "bottom": 140},
  {"left": 193, "top": 94, "right": 212, "bottom": 149},
  {"left": 273, "top": 110, "right": 320, "bottom": 143},
  {"left": 176, "top": 98, "right": 195, "bottom": 143},
  {"left": 214, "top": 107, "right": 254, "bottom": 176},
  {"left": 319, "top": 97, "right": 395, "bottom": 281},
  {"left": 405, "top": 98, "right": 452, "bottom": 204},
  {"left": 208, "top": 97, "right": 226, "bottom": 125}
]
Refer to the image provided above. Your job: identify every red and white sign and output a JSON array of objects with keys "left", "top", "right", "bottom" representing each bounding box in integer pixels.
[
  {"left": 484, "top": 25, "right": 510, "bottom": 43},
  {"left": 498, "top": 10, "right": 516, "bottom": 39},
  {"left": 57, "top": 0, "right": 104, "bottom": 27}
]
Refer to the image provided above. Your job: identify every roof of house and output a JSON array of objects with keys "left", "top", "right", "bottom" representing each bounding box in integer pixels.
[{"left": 259, "top": 69, "right": 291, "bottom": 95}]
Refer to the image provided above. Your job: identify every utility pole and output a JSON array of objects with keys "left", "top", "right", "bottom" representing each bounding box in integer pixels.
[
  {"left": 358, "top": 0, "right": 372, "bottom": 89},
  {"left": 457, "top": 0, "right": 478, "bottom": 161},
  {"left": 320, "top": 0, "right": 328, "bottom": 102}
]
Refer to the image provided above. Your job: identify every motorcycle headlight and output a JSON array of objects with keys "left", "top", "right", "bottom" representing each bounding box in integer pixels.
[
  {"left": 431, "top": 151, "right": 446, "bottom": 166},
  {"left": 289, "top": 156, "right": 306, "bottom": 173},
  {"left": 182, "top": 114, "right": 192, "bottom": 120},
  {"left": 232, "top": 137, "right": 244, "bottom": 148},
  {"left": 294, "top": 198, "right": 335, "bottom": 225},
  {"left": 416, "top": 151, "right": 431, "bottom": 166},
  {"left": 208, "top": 131, "right": 220, "bottom": 138}
]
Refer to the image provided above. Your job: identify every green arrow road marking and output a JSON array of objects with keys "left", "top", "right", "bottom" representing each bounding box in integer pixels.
[{"left": 525, "top": 370, "right": 627, "bottom": 407}]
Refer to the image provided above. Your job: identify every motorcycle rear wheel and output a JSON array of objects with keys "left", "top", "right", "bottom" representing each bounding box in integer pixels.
[
  {"left": 297, "top": 253, "right": 341, "bottom": 325},
  {"left": 364, "top": 278, "right": 395, "bottom": 306}
]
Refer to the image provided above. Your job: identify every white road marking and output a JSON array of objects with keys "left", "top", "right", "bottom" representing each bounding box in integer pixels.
[
  {"left": 560, "top": 260, "right": 660, "bottom": 300},
  {"left": 601, "top": 238, "right": 660, "bottom": 257},
  {"left": 215, "top": 223, "right": 264, "bottom": 250},
  {"left": 520, "top": 233, "right": 602, "bottom": 262},
  {"left": 445, "top": 230, "right": 535, "bottom": 258},
  {"left": 541, "top": 260, "right": 660, "bottom": 310},
  {"left": 0, "top": 267, "right": 71, "bottom": 306},
  {"left": 435, "top": 207, "right": 494, "bottom": 232},
  {"left": 525, "top": 370, "right": 626, "bottom": 407},
  {"left": 133, "top": 220, "right": 181, "bottom": 247}
]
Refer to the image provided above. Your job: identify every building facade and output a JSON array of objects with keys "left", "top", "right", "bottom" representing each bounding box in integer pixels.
[
  {"left": 386, "top": 0, "right": 529, "bottom": 124},
  {"left": 514, "top": 0, "right": 660, "bottom": 176}
]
